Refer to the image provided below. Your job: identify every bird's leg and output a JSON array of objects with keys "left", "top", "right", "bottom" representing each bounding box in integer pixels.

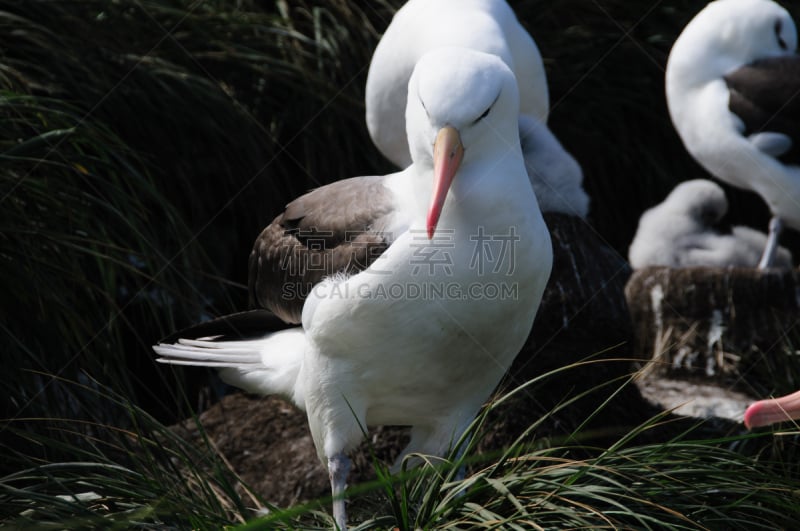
[
  {"left": 757, "top": 216, "right": 783, "bottom": 269},
  {"left": 328, "top": 452, "right": 351, "bottom": 531}
]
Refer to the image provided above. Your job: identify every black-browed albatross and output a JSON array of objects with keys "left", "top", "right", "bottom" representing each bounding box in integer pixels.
[
  {"left": 154, "top": 47, "right": 553, "bottom": 530},
  {"left": 665, "top": 0, "right": 800, "bottom": 269},
  {"left": 365, "top": 0, "right": 590, "bottom": 218}
]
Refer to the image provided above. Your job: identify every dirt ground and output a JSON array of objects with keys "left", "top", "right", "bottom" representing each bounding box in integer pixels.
[{"left": 172, "top": 393, "right": 413, "bottom": 508}]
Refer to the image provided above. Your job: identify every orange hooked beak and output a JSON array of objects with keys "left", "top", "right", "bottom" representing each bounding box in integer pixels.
[{"left": 426, "top": 126, "right": 464, "bottom": 239}]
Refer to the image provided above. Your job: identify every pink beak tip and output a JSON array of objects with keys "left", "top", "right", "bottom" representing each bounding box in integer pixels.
[
  {"left": 426, "top": 215, "right": 437, "bottom": 240},
  {"left": 743, "top": 404, "right": 757, "bottom": 430}
]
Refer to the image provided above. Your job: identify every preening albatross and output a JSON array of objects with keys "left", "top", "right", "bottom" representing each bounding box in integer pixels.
[
  {"left": 154, "top": 48, "right": 553, "bottom": 530},
  {"left": 365, "top": 0, "right": 589, "bottom": 218},
  {"left": 665, "top": 0, "right": 800, "bottom": 268},
  {"left": 628, "top": 179, "right": 793, "bottom": 268}
]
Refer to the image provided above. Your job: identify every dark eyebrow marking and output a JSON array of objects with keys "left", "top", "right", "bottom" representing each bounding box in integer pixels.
[
  {"left": 420, "top": 95, "right": 430, "bottom": 118},
  {"left": 776, "top": 19, "right": 787, "bottom": 50},
  {"left": 472, "top": 91, "right": 501, "bottom": 125}
]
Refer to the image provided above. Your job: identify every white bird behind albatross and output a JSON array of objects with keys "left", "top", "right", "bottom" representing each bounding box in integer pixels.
[
  {"left": 154, "top": 48, "right": 552, "bottom": 530},
  {"left": 665, "top": 0, "right": 800, "bottom": 268},
  {"left": 628, "top": 179, "right": 793, "bottom": 268},
  {"left": 365, "top": 0, "right": 590, "bottom": 219}
]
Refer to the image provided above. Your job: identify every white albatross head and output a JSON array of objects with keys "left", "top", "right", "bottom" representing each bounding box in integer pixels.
[
  {"left": 363, "top": 0, "right": 549, "bottom": 169},
  {"left": 663, "top": 179, "right": 729, "bottom": 226},
  {"left": 404, "top": 47, "right": 521, "bottom": 239},
  {"left": 667, "top": 0, "right": 797, "bottom": 88}
]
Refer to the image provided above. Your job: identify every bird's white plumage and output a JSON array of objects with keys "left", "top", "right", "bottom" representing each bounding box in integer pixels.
[
  {"left": 519, "top": 116, "right": 589, "bottom": 217},
  {"left": 366, "top": 0, "right": 548, "bottom": 167},
  {"left": 628, "top": 179, "right": 793, "bottom": 268},
  {"left": 155, "top": 47, "right": 552, "bottom": 529},
  {"left": 665, "top": 0, "right": 800, "bottom": 267},
  {"left": 365, "top": 0, "right": 589, "bottom": 218},
  {"left": 303, "top": 47, "right": 551, "bottom": 462}
]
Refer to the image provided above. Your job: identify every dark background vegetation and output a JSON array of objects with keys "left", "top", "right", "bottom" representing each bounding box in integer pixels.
[{"left": 2, "top": 0, "right": 799, "bottom": 527}]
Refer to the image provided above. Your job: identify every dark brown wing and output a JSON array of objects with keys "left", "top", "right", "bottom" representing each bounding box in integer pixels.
[
  {"left": 248, "top": 175, "right": 397, "bottom": 324},
  {"left": 157, "top": 309, "right": 288, "bottom": 344},
  {"left": 724, "top": 55, "right": 800, "bottom": 165}
]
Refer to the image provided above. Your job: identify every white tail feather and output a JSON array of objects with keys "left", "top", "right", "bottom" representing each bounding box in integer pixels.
[
  {"left": 152, "top": 327, "right": 306, "bottom": 404},
  {"left": 177, "top": 337, "right": 279, "bottom": 349},
  {"left": 153, "top": 343, "right": 263, "bottom": 365}
]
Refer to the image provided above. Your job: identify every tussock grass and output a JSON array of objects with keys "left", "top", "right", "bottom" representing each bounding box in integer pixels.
[
  {"left": 238, "top": 374, "right": 800, "bottom": 530},
  {"left": 2, "top": 379, "right": 256, "bottom": 528}
]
